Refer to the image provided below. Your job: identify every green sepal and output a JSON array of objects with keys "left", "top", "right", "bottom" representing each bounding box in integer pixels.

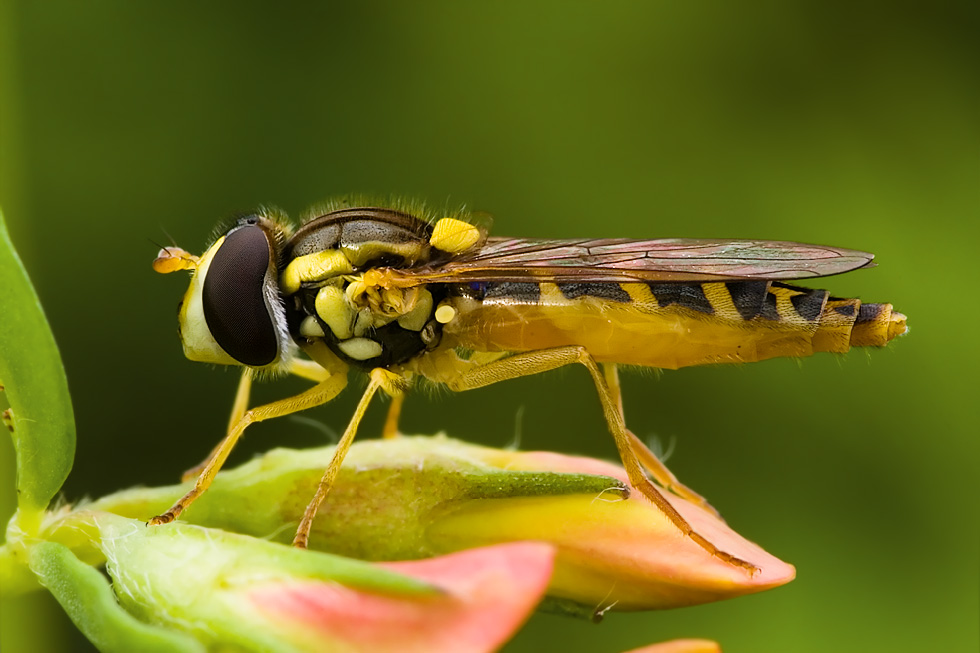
[
  {"left": 95, "top": 513, "right": 437, "bottom": 598},
  {"left": 29, "top": 541, "right": 205, "bottom": 653},
  {"left": 0, "top": 210, "right": 76, "bottom": 517},
  {"left": 0, "top": 541, "right": 42, "bottom": 596},
  {"left": 89, "top": 514, "right": 438, "bottom": 652},
  {"left": 462, "top": 470, "right": 628, "bottom": 500}
]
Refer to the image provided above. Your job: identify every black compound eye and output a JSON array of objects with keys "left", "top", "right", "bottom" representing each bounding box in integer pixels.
[{"left": 202, "top": 225, "right": 279, "bottom": 366}]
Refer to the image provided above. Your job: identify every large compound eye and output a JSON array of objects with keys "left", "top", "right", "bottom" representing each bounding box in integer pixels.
[{"left": 201, "top": 224, "right": 280, "bottom": 366}]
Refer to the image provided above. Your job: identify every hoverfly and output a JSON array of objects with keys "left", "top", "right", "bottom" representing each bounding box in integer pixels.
[{"left": 150, "top": 199, "right": 907, "bottom": 573}]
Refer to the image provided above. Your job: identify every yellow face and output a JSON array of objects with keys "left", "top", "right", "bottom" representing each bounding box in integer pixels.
[{"left": 160, "top": 216, "right": 293, "bottom": 372}]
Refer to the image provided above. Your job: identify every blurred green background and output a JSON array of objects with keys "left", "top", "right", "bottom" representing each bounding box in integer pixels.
[{"left": 1, "top": 2, "right": 976, "bottom": 652}]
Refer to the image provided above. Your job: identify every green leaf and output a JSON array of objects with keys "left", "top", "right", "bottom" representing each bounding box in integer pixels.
[
  {"left": 0, "top": 210, "right": 75, "bottom": 515},
  {"left": 29, "top": 541, "right": 204, "bottom": 653}
]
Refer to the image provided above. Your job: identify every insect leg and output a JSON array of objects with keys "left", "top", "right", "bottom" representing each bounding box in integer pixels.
[
  {"left": 288, "top": 357, "right": 337, "bottom": 383},
  {"left": 602, "top": 363, "right": 720, "bottom": 518},
  {"left": 293, "top": 368, "right": 408, "bottom": 548},
  {"left": 180, "top": 358, "right": 339, "bottom": 482},
  {"left": 601, "top": 363, "right": 626, "bottom": 419},
  {"left": 381, "top": 391, "right": 405, "bottom": 439},
  {"left": 445, "top": 346, "right": 757, "bottom": 573},
  {"left": 148, "top": 370, "right": 349, "bottom": 526},
  {"left": 181, "top": 369, "right": 253, "bottom": 482}
]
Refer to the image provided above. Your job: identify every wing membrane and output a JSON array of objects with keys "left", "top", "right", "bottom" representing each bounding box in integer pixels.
[{"left": 392, "top": 237, "right": 875, "bottom": 285}]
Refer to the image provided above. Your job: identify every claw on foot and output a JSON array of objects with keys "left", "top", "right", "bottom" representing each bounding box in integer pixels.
[
  {"left": 727, "top": 555, "right": 761, "bottom": 576},
  {"left": 689, "top": 530, "right": 760, "bottom": 575},
  {"left": 147, "top": 512, "right": 177, "bottom": 526},
  {"left": 633, "top": 477, "right": 759, "bottom": 575}
]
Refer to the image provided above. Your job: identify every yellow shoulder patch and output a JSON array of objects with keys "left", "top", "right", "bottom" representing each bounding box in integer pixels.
[
  {"left": 281, "top": 249, "right": 354, "bottom": 295},
  {"left": 430, "top": 217, "right": 481, "bottom": 254}
]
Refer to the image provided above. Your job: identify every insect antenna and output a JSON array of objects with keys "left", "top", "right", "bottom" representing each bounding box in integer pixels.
[{"left": 147, "top": 237, "right": 171, "bottom": 251}]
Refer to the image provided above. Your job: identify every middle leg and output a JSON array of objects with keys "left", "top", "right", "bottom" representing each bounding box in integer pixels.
[
  {"left": 150, "top": 370, "right": 349, "bottom": 526},
  {"left": 293, "top": 367, "right": 409, "bottom": 547}
]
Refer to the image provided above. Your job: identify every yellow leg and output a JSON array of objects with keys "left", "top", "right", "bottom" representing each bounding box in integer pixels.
[
  {"left": 381, "top": 391, "right": 405, "bottom": 439},
  {"left": 602, "top": 364, "right": 720, "bottom": 517},
  {"left": 149, "top": 370, "right": 349, "bottom": 526},
  {"left": 445, "top": 346, "right": 757, "bottom": 573},
  {"left": 180, "top": 358, "right": 339, "bottom": 482},
  {"left": 288, "top": 357, "right": 336, "bottom": 383},
  {"left": 181, "top": 369, "right": 253, "bottom": 482},
  {"left": 293, "top": 368, "right": 408, "bottom": 548},
  {"left": 603, "top": 362, "right": 625, "bottom": 419}
]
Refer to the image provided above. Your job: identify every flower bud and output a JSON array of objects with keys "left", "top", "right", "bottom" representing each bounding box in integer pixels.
[
  {"left": 85, "top": 512, "right": 554, "bottom": 652},
  {"left": 92, "top": 435, "right": 793, "bottom": 613}
]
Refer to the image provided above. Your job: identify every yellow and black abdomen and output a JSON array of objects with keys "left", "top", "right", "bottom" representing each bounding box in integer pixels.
[{"left": 444, "top": 280, "right": 907, "bottom": 369}]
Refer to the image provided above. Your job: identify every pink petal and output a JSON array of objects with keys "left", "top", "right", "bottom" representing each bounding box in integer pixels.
[
  {"left": 247, "top": 542, "right": 554, "bottom": 653},
  {"left": 623, "top": 639, "right": 722, "bottom": 653},
  {"left": 435, "top": 448, "right": 795, "bottom": 609},
  {"left": 500, "top": 449, "right": 640, "bottom": 482}
]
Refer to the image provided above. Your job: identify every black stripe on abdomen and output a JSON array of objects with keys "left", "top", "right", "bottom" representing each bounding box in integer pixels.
[
  {"left": 484, "top": 282, "right": 541, "bottom": 303},
  {"left": 856, "top": 303, "right": 884, "bottom": 323},
  {"left": 648, "top": 283, "right": 714, "bottom": 314},
  {"left": 557, "top": 282, "right": 631, "bottom": 302},
  {"left": 725, "top": 281, "right": 770, "bottom": 320},
  {"left": 790, "top": 288, "right": 828, "bottom": 321}
]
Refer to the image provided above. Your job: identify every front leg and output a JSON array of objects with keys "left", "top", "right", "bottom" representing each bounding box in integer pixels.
[
  {"left": 180, "top": 357, "right": 342, "bottom": 482},
  {"left": 181, "top": 368, "right": 253, "bottom": 482},
  {"left": 149, "top": 371, "right": 349, "bottom": 526}
]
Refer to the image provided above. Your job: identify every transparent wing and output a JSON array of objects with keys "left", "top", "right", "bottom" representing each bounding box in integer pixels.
[{"left": 389, "top": 237, "right": 875, "bottom": 285}]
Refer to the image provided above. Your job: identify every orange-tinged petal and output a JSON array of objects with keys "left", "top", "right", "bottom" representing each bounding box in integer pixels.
[
  {"left": 247, "top": 542, "right": 555, "bottom": 653},
  {"left": 623, "top": 639, "right": 722, "bottom": 653},
  {"left": 428, "top": 446, "right": 795, "bottom": 610}
]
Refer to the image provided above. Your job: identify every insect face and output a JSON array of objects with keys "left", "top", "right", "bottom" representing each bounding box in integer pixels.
[{"left": 175, "top": 216, "right": 292, "bottom": 371}]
